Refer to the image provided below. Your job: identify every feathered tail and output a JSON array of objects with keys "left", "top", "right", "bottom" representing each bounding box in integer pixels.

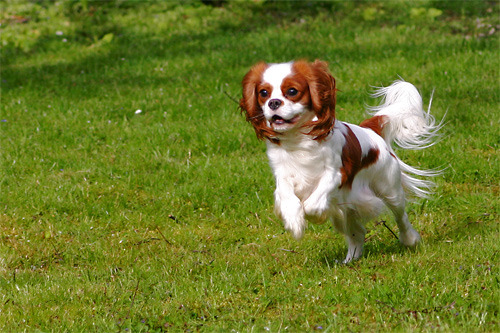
[{"left": 369, "top": 80, "right": 444, "bottom": 198}]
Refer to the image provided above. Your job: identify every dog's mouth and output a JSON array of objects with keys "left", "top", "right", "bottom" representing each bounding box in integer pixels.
[{"left": 271, "top": 115, "right": 300, "bottom": 126}]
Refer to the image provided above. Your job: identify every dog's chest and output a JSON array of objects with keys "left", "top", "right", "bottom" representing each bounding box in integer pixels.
[{"left": 268, "top": 144, "right": 327, "bottom": 200}]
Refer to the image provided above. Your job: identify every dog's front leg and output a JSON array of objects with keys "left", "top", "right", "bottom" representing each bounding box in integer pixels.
[
  {"left": 303, "top": 171, "right": 340, "bottom": 224},
  {"left": 274, "top": 179, "right": 306, "bottom": 240}
]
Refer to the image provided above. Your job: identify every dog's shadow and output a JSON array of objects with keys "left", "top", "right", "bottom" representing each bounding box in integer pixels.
[
  {"left": 319, "top": 242, "right": 407, "bottom": 267},
  {"left": 312, "top": 222, "right": 415, "bottom": 267}
]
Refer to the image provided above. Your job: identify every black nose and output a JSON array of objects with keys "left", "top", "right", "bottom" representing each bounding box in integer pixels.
[{"left": 268, "top": 99, "right": 282, "bottom": 111}]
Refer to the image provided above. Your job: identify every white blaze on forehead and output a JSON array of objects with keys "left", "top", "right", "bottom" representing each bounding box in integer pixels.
[{"left": 263, "top": 62, "right": 293, "bottom": 98}]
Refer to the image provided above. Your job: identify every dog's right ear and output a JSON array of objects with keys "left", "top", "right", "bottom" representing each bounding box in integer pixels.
[
  {"left": 240, "top": 62, "right": 279, "bottom": 143},
  {"left": 290, "top": 60, "right": 336, "bottom": 142},
  {"left": 306, "top": 60, "right": 337, "bottom": 142}
]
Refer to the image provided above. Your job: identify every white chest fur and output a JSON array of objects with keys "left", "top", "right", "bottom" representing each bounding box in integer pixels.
[{"left": 266, "top": 136, "right": 333, "bottom": 201}]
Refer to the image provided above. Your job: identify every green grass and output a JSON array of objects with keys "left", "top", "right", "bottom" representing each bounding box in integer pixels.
[{"left": 1, "top": 0, "right": 499, "bottom": 331}]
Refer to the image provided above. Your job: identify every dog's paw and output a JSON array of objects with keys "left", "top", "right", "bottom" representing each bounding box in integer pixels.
[
  {"left": 281, "top": 208, "right": 306, "bottom": 240},
  {"left": 283, "top": 216, "right": 307, "bottom": 240},
  {"left": 305, "top": 213, "right": 328, "bottom": 225},
  {"left": 276, "top": 197, "right": 307, "bottom": 240},
  {"left": 303, "top": 193, "right": 329, "bottom": 222},
  {"left": 399, "top": 228, "right": 421, "bottom": 248}
]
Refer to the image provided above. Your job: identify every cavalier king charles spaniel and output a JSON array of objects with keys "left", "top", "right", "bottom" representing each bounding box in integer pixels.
[{"left": 240, "top": 60, "right": 442, "bottom": 263}]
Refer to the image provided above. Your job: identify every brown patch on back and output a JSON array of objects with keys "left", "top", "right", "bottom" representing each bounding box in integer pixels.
[
  {"left": 340, "top": 125, "right": 380, "bottom": 189},
  {"left": 359, "top": 115, "right": 388, "bottom": 138}
]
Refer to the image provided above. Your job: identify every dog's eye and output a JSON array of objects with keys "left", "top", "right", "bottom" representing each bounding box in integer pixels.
[
  {"left": 259, "top": 89, "right": 269, "bottom": 98},
  {"left": 287, "top": 88, "right": 298, "bottom": 97}
]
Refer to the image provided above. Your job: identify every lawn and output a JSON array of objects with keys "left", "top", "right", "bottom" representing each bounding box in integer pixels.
[{"left": 1, "top": 0, "right": 499, "bottom": 331}]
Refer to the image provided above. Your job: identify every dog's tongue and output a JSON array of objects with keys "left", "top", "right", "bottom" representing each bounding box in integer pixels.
[
  {"left": 272, "top": 115, "right": 286, "bottom": 124},
  {"left": 272, "top": 115, "right": 300, "bottom": 125}
]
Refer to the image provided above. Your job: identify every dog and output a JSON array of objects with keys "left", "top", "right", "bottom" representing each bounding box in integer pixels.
[{"left": 239, "top": 60, "right": 442, "bottom": 263}]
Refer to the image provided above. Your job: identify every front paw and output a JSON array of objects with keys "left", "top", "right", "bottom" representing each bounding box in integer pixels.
[
  {"left": 303, "top": 195, "right": 329, "bottom": 224},
  {"left": 283, "top": 213, "right": 307, "bottom": 240},
  {"left": 275, "top": 199, "right": 306, "bottom": 240}
]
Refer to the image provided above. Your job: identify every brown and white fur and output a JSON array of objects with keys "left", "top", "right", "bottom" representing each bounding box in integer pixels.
[{"left": 240, "top": 60, "right": 441, "bottom": 263}]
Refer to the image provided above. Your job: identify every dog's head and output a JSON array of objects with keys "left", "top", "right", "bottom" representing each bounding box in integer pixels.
[{"left": 240, "top": 60, "right": 337, "bottom": 143}]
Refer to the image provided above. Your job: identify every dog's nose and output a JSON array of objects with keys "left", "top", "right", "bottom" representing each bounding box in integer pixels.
[{"left": 268, "top": 99, "right": 282, "bottom": 111}]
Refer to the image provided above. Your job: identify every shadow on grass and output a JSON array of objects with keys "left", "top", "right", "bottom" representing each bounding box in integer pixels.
[{"left": 2, "top": 0, "right": 496, "bottom": 99}]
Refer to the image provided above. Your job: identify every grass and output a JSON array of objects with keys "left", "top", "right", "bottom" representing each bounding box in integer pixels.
[{"left": 1, "top": 0, "right": 499, "bottom": 331}]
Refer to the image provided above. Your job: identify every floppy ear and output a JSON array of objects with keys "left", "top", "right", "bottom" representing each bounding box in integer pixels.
[
  {"left": 304, "top": 60, "right": 337, "bottom": 141},
  {"left": 239, "top": 62, "right": 279, "bottom": 143}
]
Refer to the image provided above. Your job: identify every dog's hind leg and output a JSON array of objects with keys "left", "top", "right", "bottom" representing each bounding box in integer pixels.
[
  {"left": 336, "top": 209, "right": 366, "bottom": 264},
  {"left": 383, "top": 187, "right": 421, "bottom": 248}
]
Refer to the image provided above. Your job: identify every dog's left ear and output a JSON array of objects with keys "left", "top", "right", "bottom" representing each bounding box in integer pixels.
[{"left": 304, "top": 60, "right": 337, "bottom": 141}]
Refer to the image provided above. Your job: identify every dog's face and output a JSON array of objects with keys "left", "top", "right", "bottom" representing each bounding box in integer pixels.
[
  {"left": 257, "top": 62, "right": 313, "bottom": 133},
  {"left": 240, "top": 60, "right": 337, "bottom": 142}
]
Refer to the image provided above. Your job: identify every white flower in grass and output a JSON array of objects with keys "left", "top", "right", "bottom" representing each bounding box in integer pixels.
[{"left": 135, "top": 109, "right": 142, "bottom": 114}]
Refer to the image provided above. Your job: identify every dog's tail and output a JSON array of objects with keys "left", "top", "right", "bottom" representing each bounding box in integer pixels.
[{"left": 367, "top": 80, "right": 444, "bottom": 198}]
